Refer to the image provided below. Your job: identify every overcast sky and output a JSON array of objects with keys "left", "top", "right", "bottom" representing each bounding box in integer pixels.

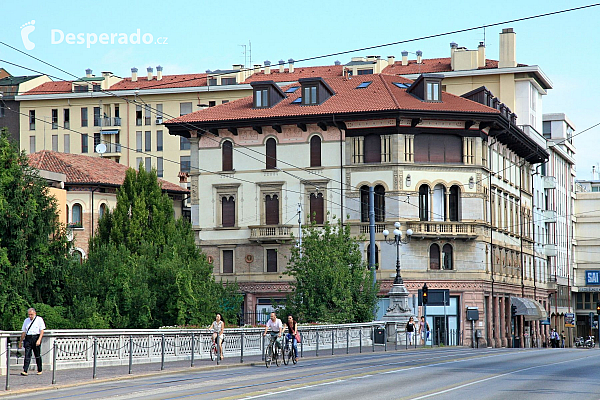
[{"left": 2, "top": 0, "right": 599, "bottom": 179}]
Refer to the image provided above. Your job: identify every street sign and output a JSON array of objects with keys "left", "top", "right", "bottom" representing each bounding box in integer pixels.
[
  {"left": 418, "top": 289, "right": 450, "bottom": 306},
  {"left": 565, "top": 313, "right": 575, "bottom": 328},
  {"left": 585, "top": 270, "right": 600, "bottom": 285}
]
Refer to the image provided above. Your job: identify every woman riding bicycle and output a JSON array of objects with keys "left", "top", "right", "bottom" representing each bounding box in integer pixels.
[
  {"left": 285, "top": 315, "right": 299, "bottom": 363},
  {"left": 210, "top": 313, "right": 225, "bottom": 360},
  {"left": 263, "top": 312, "right": 283, "bottom": 350}
]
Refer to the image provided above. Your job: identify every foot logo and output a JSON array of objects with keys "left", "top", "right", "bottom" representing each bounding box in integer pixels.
[{"left": 20, "top": 20, "right": 36, "bottom": 50}]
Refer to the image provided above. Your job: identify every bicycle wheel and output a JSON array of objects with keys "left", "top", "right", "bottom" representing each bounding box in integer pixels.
[
  {"left": 210, "top": 343, "right": 215, "bottom": 361},
  {"left": 265, "top": 344, "right": 272, "bottom": 368},
  {"left": 283, "top": 344, "right": 290, "bottom": 365},
  {"left": 274, "top": 345, "right": 281, "bottom": 367}
]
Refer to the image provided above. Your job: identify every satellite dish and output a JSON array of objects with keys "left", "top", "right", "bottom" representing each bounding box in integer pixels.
[{"left": 96, "top": 143, "right": 107, "bottom": 154}]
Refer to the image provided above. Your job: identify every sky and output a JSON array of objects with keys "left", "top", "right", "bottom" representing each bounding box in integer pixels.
[{"left": 1, "top": 0, "right": 599, "bottom": 179}]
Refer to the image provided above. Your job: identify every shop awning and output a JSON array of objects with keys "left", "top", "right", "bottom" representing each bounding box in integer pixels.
[
  {"left": 511, "top": 297, "right": 548, "bottom": 321},
  {"left": 100, "top": 129, "right": 120, "bottom": 135}
]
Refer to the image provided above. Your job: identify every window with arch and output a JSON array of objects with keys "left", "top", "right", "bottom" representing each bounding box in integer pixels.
[
  {"left": 73, "top": 249, "right": 83, "bottom": 264},
  {"left": 265, "top": 138, "right": 277, "bottom": 169},
  {"left": 374, "top": 184, "right": 385, "bottom": 222},
  {"left": 309, "top": 192, "right": 324, "bottom": 224},
  {"left": 99, "top": 203, "right": 107, "bottom": 220},
  {"left": 222, "top": 140, "right": 233, "bottom": 171},
  {"left": 442, "top": 244, "right": 453, "bottom": 270},
  {"left": 419, "top": 185, "right": 429, "bottom": 221},
  {"left": 449, "top": 185, "right": 460, "bottom": 221},
  {"left": 360, "top": 185, "right": 369, "bottom": 222},
  {"left": 432, "top": 184, "right": 446, "bottom": 221},
  {"left": 222, "top": 196, "right": 235, "bottom": 227},
  {"left": 310, "top": 135, "right": 321, "bottom": 167},
  {"left": 367, "top": 243, "right": 379, "bottom": 270},
  {"left": 430, "top": 243, "right": 440, "bottom": 270},
  {"left": 265, "top": 194, "right": 279, "bottom": 225},
  {"left": 71, "top": 203, "right": 83, "bottom": 227}
]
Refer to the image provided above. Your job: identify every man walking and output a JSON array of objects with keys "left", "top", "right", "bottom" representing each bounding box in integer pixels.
[{"left": 18, "top": 308, "right": 46, "bottom": 375}]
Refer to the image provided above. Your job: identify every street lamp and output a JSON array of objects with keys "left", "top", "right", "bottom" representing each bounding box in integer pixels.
[{"left": 383, "top": 222, "right": 413, "bottom": 285}]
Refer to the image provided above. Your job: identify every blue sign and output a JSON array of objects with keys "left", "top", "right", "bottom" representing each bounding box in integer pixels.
[{"left": 585, "top": 270, "right": 600, "bottom": 285}]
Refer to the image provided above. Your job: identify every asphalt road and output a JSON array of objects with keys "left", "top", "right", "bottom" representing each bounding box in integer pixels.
[{"left": 3, "top": 347, "right": 599, "bottom": 399}]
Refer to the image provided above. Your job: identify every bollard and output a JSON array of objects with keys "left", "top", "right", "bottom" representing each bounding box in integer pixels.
[
  {"left": 437, "top": 329, "right": 440, "bottom": 347},
  {"left": 346, "top": 329, "right": 349, "bottom": 354},
  {"left": 128, "top": 335, "right": 133, "bottom": 374},
  {"left": 300, "top": 332, "right": 303, "bottom": 358},
  {"left": 5, "top": 339, "right": 10, "bottom": 391},
  {"left": 52, "top": 342, "right": 57, "bottom": 385},
  {"left": 191, "top": 333, "right": 195, "bottom": 367},
  {"left": 359, "top": 329, "right": 362, "bottom": 353},
  {"left": 92, "top": 338, "right": 97, "bottom": 379},
  {"left": 372, "top": 326, "right": 375, "bottom": 353},
  {"left": 240, "top": 333, "right": 244, "bottom": 364},
  {"left": 384, "top": 327, "right": 387, "bottom": 352},
  {"left": 316, "top": 331, "right": 319, "bottom": 357},
  {"left": 261, "top": 335, "right": 265, "bottom": 361},
  {"left": 161, "top": 334, "right": 165, "bottom": 370},
  {"left": 406, "top": 331, "right": 408, "bottom": 350},
  {"left": 331, "top": 329, "right": 335, "bottom": 355}
]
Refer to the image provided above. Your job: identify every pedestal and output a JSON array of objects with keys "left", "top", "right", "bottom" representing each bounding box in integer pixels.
[{"left": 382, "top": 283, "right": 414, "bottom": 344}]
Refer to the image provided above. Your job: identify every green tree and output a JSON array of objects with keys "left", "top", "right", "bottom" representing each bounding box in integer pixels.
[
  {"left": 0, "top": 128, "right": 74, "bottom": 330},
  {"left": 285, "top": 216, "right": 378, "bottom": 324}
]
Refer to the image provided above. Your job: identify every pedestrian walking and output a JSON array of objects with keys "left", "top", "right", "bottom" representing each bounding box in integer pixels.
[
  {"left": 19, "top": 308, "right": 46, "bottom": 375},
  {"left": 420, "top": 316, "right": 430, "bottom": 345},
  {"left": 406, "top": 317, "right": 416, "bottom": 345}
]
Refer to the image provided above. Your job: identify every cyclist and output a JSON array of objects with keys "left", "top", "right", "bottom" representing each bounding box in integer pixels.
[
  {"left": 263, "top": 312, "right": 283, "bottom": 354},
  {"left": 210, "top": 313, "right": 225, "bottom": 360},
  {"left": 285, "top": 315, "right": 299, "bottom": 363}
]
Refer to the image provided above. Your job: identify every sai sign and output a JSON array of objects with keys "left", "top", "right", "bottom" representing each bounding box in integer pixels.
[{"left": 585, "top": 270, "right": 600, "bottom": 285}]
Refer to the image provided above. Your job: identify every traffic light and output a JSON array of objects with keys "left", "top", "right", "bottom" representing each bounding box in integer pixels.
[
  {"left": 422, "top": 283, "right": 428, "bottom": 305},
  {"left": 596, "top": 301, "right": 600, "bottom": 315},
  {"left": 511, "top": 304, "right": 517, "bottom": 319}
]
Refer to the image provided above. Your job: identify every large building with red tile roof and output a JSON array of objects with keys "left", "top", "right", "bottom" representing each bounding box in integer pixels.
[
  {"left": 164, "top": 70, "right": 551, "bottom": 347},
  {"left": 28, "top": 151, "right": 188, "bottom": 257}
]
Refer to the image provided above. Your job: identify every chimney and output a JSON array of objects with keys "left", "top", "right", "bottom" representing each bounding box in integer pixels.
[
  {"left": 156, "top": 65, "right": 163, "bottom": 81},
  {"left": 254, "top": 64, "right": 261, "bottom": 74},
  {"left": 334, "top": 60, "right": 341, "bottom": 66},
  {"left": 416, "top": 50, "right": 422, "bottom": 64},
  {"left": 499, "top": 28, "right": 516, "bottom": 68},
  {"left": 85, "top": 68, "right": 92, "bottom": 78},
  {"left": 450, "top": 42, "right": 458, "bottom": 70},
  {"left": 147, "top": 66, "right": 153, "bottom": 81},
  {"left": 288, "top": 58, "right": 295, "bottom": 73},
  {"left": 366, "top": 55, "right": 377, "bottom": 62},
  {"left": 387, "top": 56, "right": 395, "bottom": 66},
  {"left": 278, "top": 59, "right": 285, "bottom": 73},
  {"left": 477, "top": 42, "right": 486, "bottom": 68},
  {"left": 131, "top": 67, "right": 138, "bottom": 82},
  {"left": 401, "top": 51, "right": 408, "bottom": 66},
  {"left": 264, "top": 60, "right": 271, "bottom": 74},
  {"left": 232, "top": 64, "right": 243, "bottom": 70}
]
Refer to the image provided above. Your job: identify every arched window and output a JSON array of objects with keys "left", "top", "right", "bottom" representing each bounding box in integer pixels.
[
  {"left": 222, "top": 140, "right": 233, "bottom": 171},
  {"left": 310, "top": 136, "right": 321, "bottom": 167},
  {"left": 360, "top": 185, "right": 369, "bottom": 222},
  {"left": 222, "top": 196, "right": 235, "bottom": 227},
  {"left": 433, "top": 184, "right": 446, "bottom": 221},
  {"left": 72, "top": 203, "right": 82, "bottom": 227},
  {"left": 73, "top": 250, "right": 83, "bottom": 264},
  {"left": 309, "top": 193, "right": 324, "bottom": 224},
  {"left": 99, "top": 203, "right": 107, "bottom": 220},
  {"left": 364, "top": 135, "right": 381, "bottom": 163},
  {"left": 374, "top": 185, "right": 385, "bottom": 222},
  {"left": 442, "top": 244, "right": 453, "bottom": 270},
  {"left": 367, "top": 244, "right": 379, "bottom": 270},
  {"left": 265, "top": 194, "right": 279, "bottom": 225},
  {"left": 266, "top": 138, "right": 277, "bottom": 169},
  {"left": 430, "top": 243, "right": 440, "bottom": 270},
  {"left": 419, "top": 185, "right": 429, "bottom": 221},
  {"left": 449, "top": 185, "right": 460, "bottom": 221}
]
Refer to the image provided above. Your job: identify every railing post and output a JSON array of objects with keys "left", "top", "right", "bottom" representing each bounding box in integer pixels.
[
  {"left": 261, "top": 335, "right": 265, "bottom": 361},
  {"left": 300, "top": 332, "right": 303, "bottom": 358},
  {"left": 346, "top": 329, "right": 349, "bottom": 354},
  {"left": 191, "top": 333, "right": 195, "bottom": 367},
  {"left": 359, "top": 329, "right": 362, "bottom": 353},
  {"left": 5, "top": 338, "right": 10, "bottom": 391},
  {"left": 92, "top": 337, "right": 97, "bottom": 379},
  {"left": 52, "top": 342, "right": 57, "bottom": 385},
  {"left": 128, "top": 335, "right": 133, "bottom": 375},
  {"left": 331, "top": 329, "right": 335, "bottom": 355},
  {"left": 316, "top": 331, "right": 319, "bottom": 357},
  {"left": 240, "top": 333, "right": 244, "bottom": 364},
  {"left": 384, "top": 327, "right": 387, "bottom": 352},
  {"left": 160, "top": 334, "right": 165, "bottom": 370},
  {"left": 372, "top": 326, "right": 375, "bottom": 353}
]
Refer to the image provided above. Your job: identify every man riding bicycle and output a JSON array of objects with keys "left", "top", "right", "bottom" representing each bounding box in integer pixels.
[{"left": 263, "top": 312, "right": 284, "bottom": 351}]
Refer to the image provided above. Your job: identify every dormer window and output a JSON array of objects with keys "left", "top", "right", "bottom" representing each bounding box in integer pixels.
[
  {"left": 357, "top": 69, "right": 373, "bottom": 75},
  {"left": 298, "top": 77, "right": 335, "bottom": 106},
  {"left": 250, "top": 80, "right": 285, "bottom": 109},
  {"left": 407, "top": 74, "right": 443, "bottom": 102},
  {"left": 303, "top": 85, "right": 318, "bottom": 105},
  {"left": 426, "top": 81, "right": 440, "bottom": 101},
  {"left": 255, "top": 88, "right": 269, "bottom": 107}
]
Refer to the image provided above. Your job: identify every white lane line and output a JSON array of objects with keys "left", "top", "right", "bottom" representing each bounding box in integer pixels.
[{"left": 412, "top": 353, "right": 597, "bottom": 400}]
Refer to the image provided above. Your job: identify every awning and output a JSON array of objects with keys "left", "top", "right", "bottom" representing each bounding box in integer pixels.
[
  {"left": 511, "top": 297, "right": 548, "bottom": 321},
  {"left": 100, "top": 129, "right": 120, "bottom": 135}
]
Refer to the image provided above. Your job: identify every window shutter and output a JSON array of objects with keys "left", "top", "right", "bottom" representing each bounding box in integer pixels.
[
  {"left": 429, "top": 136, "right": 445, "bottom": 163},
  {"left": 430, "top": 244, "right": 440, "bottom": 270},
  {"left": 222, "top": 250, "right": 233, "bottom": 273},
  {"left": 364, "top": 135, "right": 381, "bottom": 163},
  {"left": 444, "top": 135, "right": 462, "bottom": 163},
  {"left": 266, "top": 249, "right": 278, "bottom": 272},
  {"left": 222, "top": 141, "right": 233, "bottom": 171},
  {"left": 414, "top": 135, "right": 429, "bottom": 162},
  {"left": 310, "top": 193, "right": 324, "bottom": 224},
  {"left": 266, "top": 138, "right": 277, "bottom": 169},
  {"left": 265, "top": 195, "right": 279, "bottom": 225},
  {"left": 222, "top": 196, "right": 235, "bottom": 227},
  {"left": 310, "top": 136, "right": 321, "bottom": 167}
]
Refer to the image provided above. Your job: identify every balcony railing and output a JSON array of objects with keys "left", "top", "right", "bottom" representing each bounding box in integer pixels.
[
  {"left": 405, "top": 221, "right": 478, "bottom": 239},
  {"left": 104, "top": 143, "right": 122, "bottom": 154},
  {"left": 249, "top": 225, "right": 293, "bottom": 242},
  {"left": 102, "top": 117, "right": 121, "bottom": 127},
  {"left": 349, "top": 222, "right": 388, "bottom": 237}
]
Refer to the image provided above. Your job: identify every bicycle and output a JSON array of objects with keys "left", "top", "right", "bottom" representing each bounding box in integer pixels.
[
  {"left": 264, "top": 333, "right": 281, "bottom": 368},
  {"left": 283, "top": 335, "right": 297, "bottom": 365},
  {"left": 209, "top": 334, "right": 221, "bottom": 365}
]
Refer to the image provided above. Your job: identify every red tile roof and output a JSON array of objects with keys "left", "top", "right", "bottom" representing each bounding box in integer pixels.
[
  {"left": 23, "top": 81, "right": 73, "bottom": 95},
  {"left": 28, "top": 151, "right": 188, "bottom": 193},
  {"left": 166, "top": 74, "right": 499, "bottom": 125},
  {"left": 243, "top": 65, "right": 345, "bottom": 83},
  {"left": 382, "top": 58, "right": 527, "bottom": 75},
  {"left": 109, "top": 73, "right": 207, "bottom": 91}
]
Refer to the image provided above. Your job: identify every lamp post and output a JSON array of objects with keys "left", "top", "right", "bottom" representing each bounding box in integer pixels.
[{"left": 382, "top": 222, "right": 413, "bottom": 285}]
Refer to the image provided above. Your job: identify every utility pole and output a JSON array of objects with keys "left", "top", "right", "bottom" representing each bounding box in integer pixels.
[
  {"left": 369, "top": 187, "right": 376, "bottom": 287},
  {"left": 297, "top": 203, "right": 302, "bottom": 258}
]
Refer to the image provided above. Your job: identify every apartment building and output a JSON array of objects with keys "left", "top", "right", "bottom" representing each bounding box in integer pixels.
[{"left": 165, "top": 71, "right": 550, "bottom": 347}]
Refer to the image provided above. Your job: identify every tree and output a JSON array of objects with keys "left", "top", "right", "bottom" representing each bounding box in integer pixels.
[
  {"left": 285, "top": 216, "right": 378, "bottom": 324},
  {"left": 0, "top": 128, "right": 74, "bottom": 330},
  {"left": 77, "top": 166, "right": 241, "bottom": 329}
]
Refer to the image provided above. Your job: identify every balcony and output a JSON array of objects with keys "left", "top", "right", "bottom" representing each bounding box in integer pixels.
[
  {"left": 104, "top": 143, "right": 122, "bottom": 155},
  {"left": 102, "top": 117, "right": 122, "bottom": 127},
  {"left": 405, "top": 221, "right": 479, "bottom": 240},
  {"left": 544, "top": 244, "right": 558, "bottom": 257},
  {"left": 542, "top": 176, "right": 556, "bottom": 190},
  {"left": 249, "top": 225, "right": 293, "bottom": 242},
  {"left": 542, "top": 210, "right": 557, "bottom": 223},
  {"left": 349, "top": 222, "right": 388, "bottom": 237}
]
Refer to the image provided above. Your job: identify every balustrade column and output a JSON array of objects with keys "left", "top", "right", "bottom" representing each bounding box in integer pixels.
[{"left": 445, "top": 190, "right": 450, "bottom": 222}]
